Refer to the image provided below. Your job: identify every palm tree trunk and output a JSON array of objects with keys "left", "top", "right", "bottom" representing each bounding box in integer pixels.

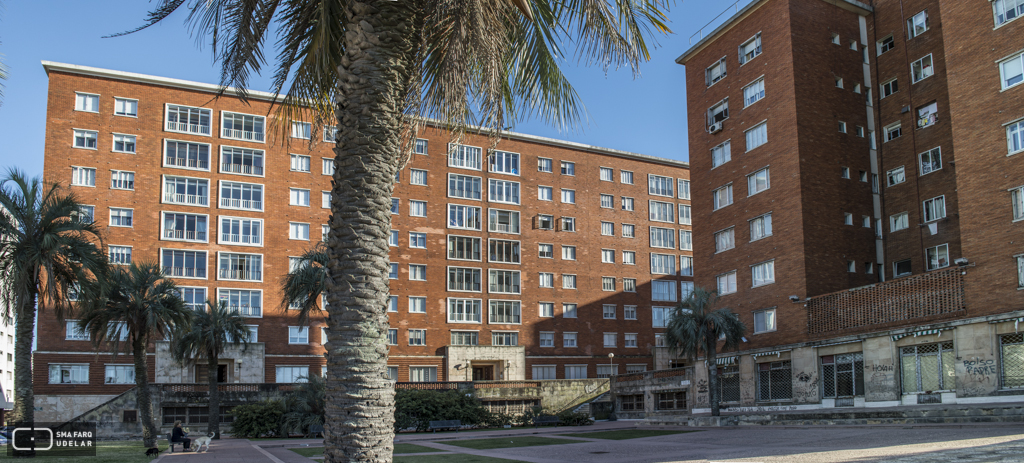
[
  {"left": 12, "top": 292, "right": 36, "bottom": 425},
  {"left": 133, "top": 336, "right": 157, "bottom": 448},
  {"left": 324, "top": 2, "right": 421, "bottom": 462},
  {"left": 707, "top": 344, "right": 720, "bottom": 417},
  {"left": 207, "top": 352, "right": 220, "bottom": 439}
]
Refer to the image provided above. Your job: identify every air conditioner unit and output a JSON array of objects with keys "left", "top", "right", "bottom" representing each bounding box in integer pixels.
[{"left": 708, "top": 122, "right": 723, "bottom": 133}]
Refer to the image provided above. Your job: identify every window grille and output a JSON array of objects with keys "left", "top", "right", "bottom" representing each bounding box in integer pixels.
[
  {"left": 900, "top": 342, "right": 954, "bottom": 393},
  {"left": 619, "top": 394, "right": 644, "bottom": 411},
  {"left": 718, "top": 365, "right": 741, "bottom": 402},
  {"left": 821, "top": 352, "right": 864, "bottom": 398},
  {"left": 757, "top": 361, "right": 792, "bottom": 401},
  {"left": 656, "top": 391, "right": 687, "bottom": 410},
  {"left": 1001, "top": 333, "right": 1024, "bottom": 388}
]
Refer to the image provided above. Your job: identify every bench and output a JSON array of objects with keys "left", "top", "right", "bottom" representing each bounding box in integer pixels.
[
  {"left": 163, "top": 435, "right": 184, "bottom": 453},
  {"left": 533, "top": 415, "right": 560, "bottom": 428},
  {"left": 306, "top": 424, "right": 324, "bottom": 438},
  {"left": 428, "top": 420, "right": 461, "bottom": 433}
]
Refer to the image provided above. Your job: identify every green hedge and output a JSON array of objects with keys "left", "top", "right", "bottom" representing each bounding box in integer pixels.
[
  {"left": 394, "top": 389, "right": 491, "bottom": 432},
  {"left": 230, "top": 400, "right": 286, "bottom": 438}
]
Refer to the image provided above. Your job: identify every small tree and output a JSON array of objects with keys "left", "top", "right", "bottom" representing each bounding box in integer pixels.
[
  {"left": 171, "top": 300, "right": 252, "bottom": 438},
  {"left": 282, "top": 374, "right": 326, "bottom": 436},
  {"left": 78, "top": 262, "right": 192, "bottom": 448},
  {"left": 664, "top": 286, "right": 746, "bottom": 417},
  {"left": 280, "top": 242, "right": 328, "bottom": 327}
]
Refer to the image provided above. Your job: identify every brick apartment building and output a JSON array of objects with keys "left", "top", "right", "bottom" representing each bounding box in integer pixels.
[
  {"left": 34, "top": 62, "right": 691, "bottom": 422},
  {"left": 636, "top": 0, "right": 1024, "bottom": 414}
]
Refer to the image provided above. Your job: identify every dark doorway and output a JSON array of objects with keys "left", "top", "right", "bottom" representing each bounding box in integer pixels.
[
  {"left": 197, "top": 364, "right": 229, "bottom": 383},
  {"left": 472, "top": 365, "right": 494, "bottom": 381}
]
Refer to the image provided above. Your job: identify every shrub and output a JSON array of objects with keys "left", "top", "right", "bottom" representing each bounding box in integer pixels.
[
  {"left": 557, "top": 410, "right": 593, "bottom": 426},
  {"left": 231, "top": 400, "right": 286, "bottom": 438},
  {"left": 394, "top": 389, "right": 490, "bottom": 432},
  {"left": 282, "top": 375, "right": 325, "bottom": 435}
]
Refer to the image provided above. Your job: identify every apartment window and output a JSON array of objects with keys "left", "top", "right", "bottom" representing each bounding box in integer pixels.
[
  {"left": 655, "top": 334, "right": 666, "bottom": 347},
  {"left": 322, "top": 125, "right": 338, "bottom": 143},
  {"left": 650, "top": 227, "right": 676, "bottom": 249},
  {"left": 917, "top": 147, "right": 942, "bottom": 175},
  {"left": 713, "top": 184, "right": 733, "bottom": 210},
  {"left": 678, "top": 205, "right": 692, "bottom": 226},
  {"left": 739, "top": 33, "right": 762, "bottom": 65},
  {"left": 706, "top": 57, "right": 727, "bottom": 86},
  {"left": 598, "top": 194, "right": 614, "bottom": 209},
  {"left": 221, "top": 112, "right": 265, "bottom": 142},
  {"left": 538, "top": 302, "right": 554, "bottom": 318},
  {"left": 601, "top": 221, "right": 614, "bottom": 236},
  {"left": 72, "top": 129, "right": 99, "bottom": 150},
  {"left": 881, "top": 79, "right": 898, "bottom": 99},
  {"left": 447, "top": 298, "right": 482, "bottom": 322},
  {"left": 887, "top": 167, "right": 906, "bottom": 187},
  {"left": 560, "top": 188, "right": 576, "bottom": 204},
  {"left": 75, "top": 92, "right": 99, "bottom": 112},
  {"left": 162, "top": 249, "right": 207, "bottom": 279},
  {"left": 752, "top": 260, "right": 775, "bottom": 287},
  {"left": 538, "top": 243, "right": 553, "bottom": 258},
  {"left": 912, "top": 55, "right": 934, "bottom": 83},
  {"left": 859, "top": 170, "right": 868, "bottom": 182},
  {"left": 448, "top": 173, "right": 482, "bottom": 200},
  {"left": 854, "top": 84, "right": 862, "bottom": 94},
  {"left": 926, "top": 244, "right": 950, "bottom": 270},
  {"left": 624, "top": 278, "right": 637, "bottom": 292},
  {"left": 603, "top": 333, "right": 617, "bottom": 348},
  {"left": 388, "top": 263, "right": 398, "bottom": 279},
  {"left": 400, "top": 296, "right": 423, "bottom": 314},
  {"left": 288, "top": 154, "right": 311, "bottom": 173},
  {"left": 1013, "top": 187, "right": 1024, "bottom": 221},
  {"left": 219, "top": 252, "right": 262, "bottom": 281},
  {"left": 407, "top": 366, "right": 436, "bottom": 382},
  {"left": 601, "top": 249, "right": 615, "bottom": 263},
  {"left": 286, "top": 120, "right": 310, "bottom": 139},
  {"left": 539, "top": 332, "right": 555, "bottom": 348},
  {"left": 622, "top": 197, "right": 635, "bottom": 211},
  {"left": 559, "top": 303, "right": 577, "bottom": 320},
  {"left": 105, "top": 170, "right": 135, "bottom": 191},
  {"left": 562, "top": 274, "right": 577, "bottom": 289},
  {"left": 622, "top": 223, "right": 636, "bottom": 238},
  {"left": 717, "top": 271, "right": 737, "bottom": 295},
  {"left": 652, "top": 281, "right": 677, "bottom": 302},
  {"left": 287, "top": 222, "right": 310, "bottom": 241},
  {"left": 322, "top": 158, "right": 336, "bottom": 176},
  {"left": 884, "top": 122, "right": 903, "bottom": 143},
  {"left": 560, "top": 161, "right": 575, "bottom": 176},
  {"left": 649, "top": 175, "right": 674, "bottom": 197},
  {"left": 839, "top": 121, "right": 848, "bottom": 134},
  {"left": 917, "top": 102, "right": 938, "bottom": 129},
  {"left": 392, "top": 199, "right": 400, "bottom": 215},
  {"left": 621, "top": 170, "right": 634, "bottom": 184},
  {"left": 750, "top": 213, "right": 773, "bottom": 241},
  {"left": 907, "top": 10, "right": 928, "bottom": 38},
  {"left": 489, "top": 150, "right": 520, "bottom": 175},
  {"left": 65, "top": 320, "right": 90, "bottom": 341},
  {"left": 448, "top": 267, "right": 482, "bottom": 292},
  {"left": 923, "top": 196, "right": 946, "bottom": 222},
  {"left": 449, "top": 331, "right": 478, "bottom": 346},
  {"left": 160, "top": 176, "right": 208, "bottom": 207},
  {"left": 489, "top": 300, "right": 521, "bottom": 324},
  {"left": 107, "top": 133, "right": 138, "bottom": 155},
  {"left": 878, "top": 36, "right": 895, "bottom": 55},
  {"left": 104, "top": 364, "right": 135, "bottom": 384},
  {"left": 1001, "top": 51, "right": 1024, "bottom": 90},
  {"left": 402, "top": 169, "right": 426, "bottom": 186},
  {"left": 288, "top": 326, "right": 310, "bottom": 344},
  {"left": 410, "top": 138, "right": 427, "bottom": 155},
  {"left": 623, "top": 250, "right": 636, "bottom": 265},
  {"left": 488, "top": 269, "right": 521, "bottom": 294},
  {"left": 286, "top": 188, "right": 309, "bottom": 207},
  {"left": 161, "top": 212, "right": 208, "bottom": 243},
  {"left": 165, "top": 104, "right": 212, "bottom": 136},
  {"left": 995, "top": 0, "right": 1024, "bottom": 26},
  {"left": 538, "top": 157, "right": 552, "bottom": 172},
  {"left": 894, "top": 259, "right": 912, "bottom": 277},
  {"left": 387, "top": 297, "right": 397, "bottom": 314},
  {"left": 178, "top": 287, "right": 207, "bottom": 312},
  {"left": 652, "top": 306, "right": 672, "bottom": 328},
  {"left": 602, "top": 277, "right": 616, "bottom": 291},
  {"left": 489, "top": 209, "right": 520, "bottom": 234},
  {"left": 1000, "top": 333, "right": 1024, "bottom": 388},
  {"left": 218, "top": 182, "right": 263, "bottom": 212},
  {"left": 747, "top": 167, "right": 770, "bottom": 195},
  {"left": 866, "top": 262, "right": 875, "bottom": 274},
  {"left": 218, "top": 288, "right": 262, "bottom": 316},
  {"left": 680, "top": 256, "right": 694, "bottom": 276},
  {"left": 49, "top": 364, "right": 89, "bottom": 384},
  {"left": 679, "top": 230, "right": 693, "bottom": 251},
  {"left": 489, "top": 179, "right": 520, "bottom": 204},
  {"left": 559, "top": 217, "right": 576, "bottom": 232},
  {"left": 449, "top": 144, "right": 483, "bottom": 170},
  {"left": 220, "top": 217, "right": 262, "bottom": 246},
  {"left": 831, "top": 33, "right": 840, "bottom": 45},
  {"left": 741, "top": 79, "right": 766, "bottom": 109},
  {"left": 218, "top": 147, "right": 265, "bottom": 176},
  {"left": 322, "top": 224, "right": 329, "bottom": 242},
  {"left": 106, "top": 245, "right": 132, "bottom": 265},
  {"left": 844, "top": 213, "right": 854, "bottom": 226},
  {"left": 708, "top": 99, "right": 729, "bottom": 125},
  {"left": 600, "top": 167, "right": 614, "bottom": 181},
  {"left": 539, "top": 273, "right": 554, "bottom": 288},
  {"left": 109, "top": 208, "right": 133, "bottom": 227},
  {"left": 556, "top": 332, "right": 575, "bottom": 349},
  {"left": 491, "top": 332, "right": 518, "bottom": 347},
  {"left": 408, "top": 200, "right": 427, "bottom": 217},
  {"left": 1007, "top": 120, "right": 1024, "bottom": 156},
  {"left": 835, "top": 77, "right": 844, "bottom": 89},
  {"left": 746, "top": 123, "right": 768, "bottom": 151},
  {"left": 408, "top": 330, "right": 427, "bottom": 347},
  {"left": 714, "top": 228, "right": 735, "bottom": 253},
  {"left": 650, "top": 201, "right": 675, "bottom": 223},
  {"left": 651, "top": 253, "right": 676, "bottom": 275}
]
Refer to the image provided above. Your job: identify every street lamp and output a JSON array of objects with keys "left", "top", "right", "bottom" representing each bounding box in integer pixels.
[{"left": 608, "top": 353, "right": 615, "bottom": 377}]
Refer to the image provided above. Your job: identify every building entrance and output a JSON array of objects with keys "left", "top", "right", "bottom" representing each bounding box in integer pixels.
[{"left": 472, "top": 365, "right": 494, "bottom": 381}]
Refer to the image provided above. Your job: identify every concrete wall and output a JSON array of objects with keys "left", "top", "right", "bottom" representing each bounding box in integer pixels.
[
  {"left": 34, "top": 394, "right": 118, "bottom": 423},
  {"left": 154, "top": 341, "right": 266, "bottom": 383},
  {"left": 611, "top": 368, "right": 692, "bottom": 420},
  {"left": 473, "top": 379, "right": 608, "bottom": 414},
  {"left": 446, "top": 346, "right": 525, "bottom": 381}
]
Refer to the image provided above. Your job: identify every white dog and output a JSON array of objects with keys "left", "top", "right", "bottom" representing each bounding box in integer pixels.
[{"left": 190, "top": 433, "right": 215, "bottom": 453}]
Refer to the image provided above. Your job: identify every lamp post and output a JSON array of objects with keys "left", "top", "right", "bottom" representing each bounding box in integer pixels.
[{"left": 608, "top": 353, "right": 615, "bottom": 377}]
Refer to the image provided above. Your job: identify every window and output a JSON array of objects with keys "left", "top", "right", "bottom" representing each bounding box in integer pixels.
[
  {"left": 566, "top": 365, "right": 587, "bottom": 379},
  {"left": 179, "top": 287, "right": 207, "bottom": 312},
  {"left": 881, "top": 79, "right": 898, "bottom": 98},
  {"left": 222, "top": 112, "right": 265, "bottom": 142},
  {"left": 489, "top": 150, "right": 520, "bottom": 175},
  {"left": 217, "top": 181, "right": 263, "bottom": 212},
  {"left": 714, "top": 228, "right": 734, "bottom": 253},
  {"left": 601, "top": 249, "right": 615, "bottom": 263},
  {"left": 447, "top": 298, "right": 482, "bottom": 322},
  {"left": 448, "top": 174, "right": 482, "bottom": 200},
  {"left": 622, "top": 197, "right": 635, "bottom": 211},
  {"left": 489, "top": 300, "right": 521, "bottom": 324},
  {"left": 66, "top": 320, "right": 90, "bottom": 341},
  {"left": 322, "top": 158, "right": 336, "bottom": 175},
  {"left": 451, "top": 331, "right": 479, "bottom": 346},
  {"left": 1008, "top": 121, "right": 1024, "bottom": 155},
  {"left": 489, "top": 179, "right": 521, "bottom": 204},
  {"left": 288, "top": 188, "right": 310, "bottom": 207},
  {"left": 602, "top": 277, "right": 616, "bottom": 291},
  {"left": 859, "top": 170, "right": 868, "bottom": 182},
  {"left": 275, "top": 366, "right": 309, "bottom": 383},
  {"left": 746, "top": 123, "right": 768, "bottom": 151},
  {"left": 652, "top": 281, "right": 677, "bottom": 302},
  {"left": 219, "top": 252, "right": 262, "bottom": 281},
  {"left": 388, "top": 263, "right": 398, "bottom": 279},
  {"left": 392, "top": 199, "right": 400, "bottom": 215},
  {"left": 706, "top": 57, "right": 727, "bottom": 86},
  {"left": 821, "top": 353, "right": 866, "bottom": 399},
  {"left": 649, "top": 175, "right": 674, "bottom": 197},
  {"left": 166, "top": 104, "right": 212, "bottom": 135},
  {"left": 885, "top": 122, "right": 903, "bottom": 142},
  {"left": 288, "top": 222, "right": 310, "bottom": 241},
  {"left": 105, "top": 365, "right": 135, "bottom": 384},
  {"left": 739, "top": 33, "right": 762, "bottom": 65},
  {"left": 288, "top": 121, "right": 311, "bottom": 139},
  {"left": 407, "top": 264, "right": 426, "bottom": 281},
  {"left": 1000, "top": 333, "right": 1024, "bottom": 388},
  {"left": 680, "top": 282, "right": 695, "bottom": 300},
  {"left": 599, "top": 167, "right": 614, "bottom": 181},
  {"left": 907, "top": 10, "right": 928, "bottom": 38},
  {"left": 409, "top": 366, "right": 436, "bottom": 381},
  {"left": 622, "top": 223, "right": 635, "bottom": 238},
  {"left": 878, "top": 36, "right": 895, "bottom": 55},
  {"left": 402, "top": 169, "right": 426, "bottom": 187},
  {"left": 651, "top": 253, "right": 676, "bottom": 275},
  {"left": 887, "top": 167, "right": 906, "bottom": 186},
  {"left": 863, "top": 216, "right": 871, "bottom": 228},
  {"left": 538, "top": 157, "right": 553, "bottom": 172},
  {"left": 488, "top": 269, "right": 521, "bottom": 294},
  {"left": 713, "top": 184, "right": 733, "bottom": 210},
  {"left": 538, "top": 273, "right": 554, "bottom": 288},
  {"left": 489, "top": 209, "right": 520, "bottom": 234},
  {"left": 678, "top": 230, "right": 692, "bottom": 251},
  {"left": 106, "top": 170, "right": 135, "bottom": 191},
  {"left": 917, "top": 102, "right": 938, "bottom": 129},
  {"left": 218, "top": 288, "right": 262, "bottom": 316},
  {"left": 563, "top": 303, "right": 578, "bottom": 318},
  {"left": 604, "top": 333, "right": 617, "bottom": 348},
  {"left": 894, "top": 259, "right": 912, "bottom": 277},
  {"left": 289, "top": 154, "right": 311, "bottom": 173},
  {"left": 289, "top": 326, "right": 310, "bottom": 344},
  {"left": 866, "top": 262, "right": 875, "bottom": 275},
  {"left": 1001, "top": 51, "right": 1024, "bottom": 91},
  {"left": 562, "top": 274, "right": 577, "bottom": 289},
  {"left": 750, "top": 213, "right": 772, "bottom": 241},
  {"left": 531, "top": 365, "right": 557, "bottom": 380},
  {"left": 650, "top": 201, "right": 675, "bottom": 223},
  {"left": 838, "top": 121, "right": 847, "bottom": 133},
  {"left": 844, "top": 213, "right": 854, "bottom": 226},
  {"left": 109, "top": 208, "right": 133, "bottom": 227},
  {"left": 492, "top": 332, "right": 518, "bottom": 346},
  {"left": 708, "top": 99, "right": 729, "bottom": 125},
  {"left": 538, "top": 243, "right": 553, "bottom": 259},
  {"left": 926, "top": 244, "right": 950, "bottom": 270},
  {"left": 911, "top": 55, "right": 934, "bottom": 83},
  {"left": 49, "top": 364, "right": 88, "bottom": 384},
  {"left": 854, "top": 84, "right": 862, "bottom": 95},
  {"left": 681, "top": 256, "right": 694, "bottom": 277},
  {"left": 831, "top": 33, "right": 840, "bottom": 45},
  {"left": 1013, "top": 187, "right": 1024, "bottom": 221},
  {"left": 923, "top": 196, "right": 946, "bottom": 222},
  {"left": 651, "top": 227, "right": 676, "bottom": 249},
  {"left": 758, "top": 361, "right": 793, "bottom": 401},
  {"left": 75, "top": 92, "right": 99, "bottom": 112},
  {"left": 539, "top": 302, "right": 554, "bottom": 318},
  {"left": 560, "top": 188, "right": 576, "bottom": 204},
  {"left": 743, "top": 78, "right": 765, "bottom": 107},
  {"left": 449, "top": 144, "right": 483, "bottom": 170},
  {"left": 559, "top": 217, "right": 576, "bottom": 232},
  {"left": 918, "top": 147, "right": 942, "bottom": 175},
  {"left": 448, "top": 267, "right": 482, "bottom": 292},
  {"left": 620, "top": 394, "right": 644, "bottom": 411},
  {"left": 220, "top": 146, "right": 264, "bottom": 176},
  {"left": 108, "top": 133, "right": 137, "bottom": 154},
  {"left": 995, "top": 0, "right": 1024, "bottom": 25},
  {"left": 600, "top": 194, "right": 614, "bottom": 209},
  {"left": 539, "top": 332, "right": 555, "bottom": 348},
  {"left": 75, "top": 205, "right": 95, "bottom": 224},
  {"left": 621, "top": 170, "right": 634, "bottom": 184},
  {"left": 73, "top": 129, "right": 98, "bottom": 150},
  {"left": 655, "top": 334, "right": 666, "bottom": 347},
  {"left": 622, "top": 250, "right": 636, "bottom": 265},
  {"left": 717, "top": 271, "right": 737, "bottom": 295},
  {"left": 678, "top": 205, "right": 692, "bottom": 226},
  {"left": 835, "top": 77, "right": 844, "bottom": 89},
  {"left": 162, "top": 249, "right": 207, "bottom": 279},
  {"left": 752, "top": 260, "right": 775, "bottom": 287},
  {"left": 322, "top": 125, "right": 337, "bottom": 143},
  {"left": 162, "top": 212, "right": 208, "bottom": 243},
  {"left": 406, "top": 232, "right": 426, "bottom": 249},
  {"left": 747, "top": 168, "right": 770, "bottom": 196},
  {"left": 624, "top": 278, "right": 637, "bottom": 292},
  {"left": 601, "top": 221, "right": 614, "bottom": 236},
  {"left": 409, "top": 200, "right": 427, "bottom": 217},
  {"left": 901, "top": 342, "right": 955, "bottom": 393},
  {"left": 652, "top": 306, "right": 672, "bottom": 328},
  {"left": 560, "top": 161, "right": 575, "bottom": 175},
  {"left": 386, "top": 296, "right": 397, "bottom": 313},
  {"left": 220, "top": 217, "right": 262, "bottom": 246},
  {"left": 321, "top": 224, "right": 329, "bottom": 242},
  {"left": 538, "top": 185, "right": 553, "bottom": 201}
]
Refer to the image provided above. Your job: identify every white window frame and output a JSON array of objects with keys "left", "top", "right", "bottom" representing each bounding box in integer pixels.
[
  {"left": 289, "top": 188, "right": 311, "bottom": 207},
  {"left": 289, "top": 222, "right": 311, "bottom": 241},
  {"left": 220, "top": 110, "right": 267, "bottom": 143},
  {"left": 745, "top": 122, "right": 768, "bottom": 151},
  {"left": 74, "top": 92, "right": 99, "bottom": 112},
  {"left": 717, "top": 271, "right": 738, "bottom": 295},
  {"left": 747, "top": 167, "right": 770, "bottom": 196},
  {"left": 113, "top": 97, "right": 138, "bottom": 117},
  {"left": 753, "top": 308, "right": 777, "bottom": 334},
  {"left": 111, "top": 133, "right": 137, "bottom": 154},
  {"left": 161, "top": 211, "right": 209, "bottom": 243},
  {"left": 219, "top": 216, "right": 263, "bottom": 247},
  {"left": 743, "top": 77, "right": 765, "bottom": 107},
  {"left": 911, "top": 54, "right": 934, "bottom": 83},
  {"left": 751, "top": 260, "right": 775, "bottom": 287},
  {"left": 890, "top": 212, "right": 909, "bottom": 232},
  {"left": 926, "top": 243, "right": 950, "bottom": 271}
]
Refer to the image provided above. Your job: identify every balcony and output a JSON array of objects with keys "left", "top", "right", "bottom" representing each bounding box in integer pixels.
[
  {"left": 166, "top": 120, "right": 211, "bottom": 136},
  {"left": 220, "top": 198, "right": 262, "bottom": 211},
  {"left": 163, "top": 266, "right": 206, "bottom": 279},
  {"left": 219, "top": 268, "right": 262, "bottom": 281},
  {"left": 222, "top": 128, "right": 265, "bottom": 143},
  {"left": 163, "top": 229, "right": 207, "bottom": 242},
  {"left": 165, "top": 155, "right": 209, "bottom": 170},
  {"left": 221, "top": 162, "right": 264, "bottom": 176},
  {"left": 164, "top": 193, "right": 209, "bottom": 206},
  {"left": 226, "top": 304, "right": 262, "bottom": 317},
  {"left": 222, "top": 234, "right": 261, "bottom": 246}
]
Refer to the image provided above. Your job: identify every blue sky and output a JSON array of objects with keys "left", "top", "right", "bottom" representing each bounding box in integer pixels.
[{"left": 0, "top": 1, "right": 741, "bottom": 176}]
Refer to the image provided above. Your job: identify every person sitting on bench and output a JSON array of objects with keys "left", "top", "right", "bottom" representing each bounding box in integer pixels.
[{"left": 171, "top": 421, "right": 191, "bottom": 451}]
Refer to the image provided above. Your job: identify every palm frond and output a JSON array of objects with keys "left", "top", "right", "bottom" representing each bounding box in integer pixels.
[
  {"left": 171, "top": 299, "right": 251, "bottom": 366},
  {"left": 665, "top": 286, "right": 746, "bottom": 361}
]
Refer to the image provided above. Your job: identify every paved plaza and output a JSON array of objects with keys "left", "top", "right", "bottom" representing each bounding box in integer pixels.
[{"left": 154, "top": 421, "right": 1024, "bottom": 463}]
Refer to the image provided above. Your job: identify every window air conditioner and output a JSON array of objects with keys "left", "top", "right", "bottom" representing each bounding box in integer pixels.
[{"left": 708, "top": 122, "right": 723, "bottom": 133}]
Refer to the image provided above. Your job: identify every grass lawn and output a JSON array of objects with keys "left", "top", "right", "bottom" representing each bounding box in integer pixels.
[
  {"left": 290, "top": 444, "right": 444, "bottom": 457},
  {"left": 442, "top": 436, "right": 586, "bottom": 450},
  {"left": 9, "top": 441, "right": 167, "bottom": 463},
  {"left": 559, "top": 429, "right": 700, "bottom": 440},
  {"left": 289, "top": 446, "right": 325, "bottom": 457},
  {"left": 395, "top": 455, "right": 524, "bottom": 463}
]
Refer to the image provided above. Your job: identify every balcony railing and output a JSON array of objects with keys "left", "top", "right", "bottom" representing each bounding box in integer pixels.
[
  {"left": 219, "top": 269, "right": 262, "bottom": 281},
  {"left": 164, "top": 229, "right": 207, "bottom": 241},
  {"left": 222, "top": 128, "right": 265, "bottom": 142},
  {"left": 163, "top": 266, "right": 206, "bottom": 279},
  {"left": 165, "top": 156, "right": 209, "bottom": 170},
  {"left": 222, "top": 234, "right": 261, "bottom": 245},
  {"left": 226, "top": 305, "right": 262, "bottom": 317},
  {"left": 220, "top": 198, "right": 262, "bottom": 211},
  {"left": 164, "top": 193, "right": 209, "bottom": 206},
  {"left": 221, "top": 163, "right": 264, "bottom": 176},
  {"left": 167, "top": 121, "right": 212, "bottom": 135}
]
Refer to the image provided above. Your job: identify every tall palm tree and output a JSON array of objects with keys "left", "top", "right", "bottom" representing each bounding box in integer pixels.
[
  {"left": 78, "top": 262, "right": 193, "bottom": 448},
  {"left": 123, "top": 1, "right": 672, "bottom": 461},
  {"left": 282, "top": 373, "right": 326, "bottom": 436},
  {"left": 665, "top": 286, "right": 746, "bottom": 417},
  {"left": 0, "top": 168, "right": 106, "bottom": 425},
  {"left": 281, "top": 242, "right": 329, "bottom": 327},
  {"left": 170, "top": 300, "right": 252, "bottom": 439}
]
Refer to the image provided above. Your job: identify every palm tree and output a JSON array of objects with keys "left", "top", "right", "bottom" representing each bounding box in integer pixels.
[
  {"left": 77, "top": 262, "right": 193, "bottom": 448},
  {"left": 122, "top": 2, "right": 672, "bottom": 460},
  {"left": 282, "top": 374, "right": 326, "bottom": 436},
  {"left": 665, "top": 286, "right": 746, "bottom": 417},
  {"left": 170, "top": 300, "right": 252, "bottom": 439},
  {"left": 0, "top": 168, "right": 106, "bottom": 425},
  {"left": 281, "top": 242, "right": 329, "bottom": 327}
]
